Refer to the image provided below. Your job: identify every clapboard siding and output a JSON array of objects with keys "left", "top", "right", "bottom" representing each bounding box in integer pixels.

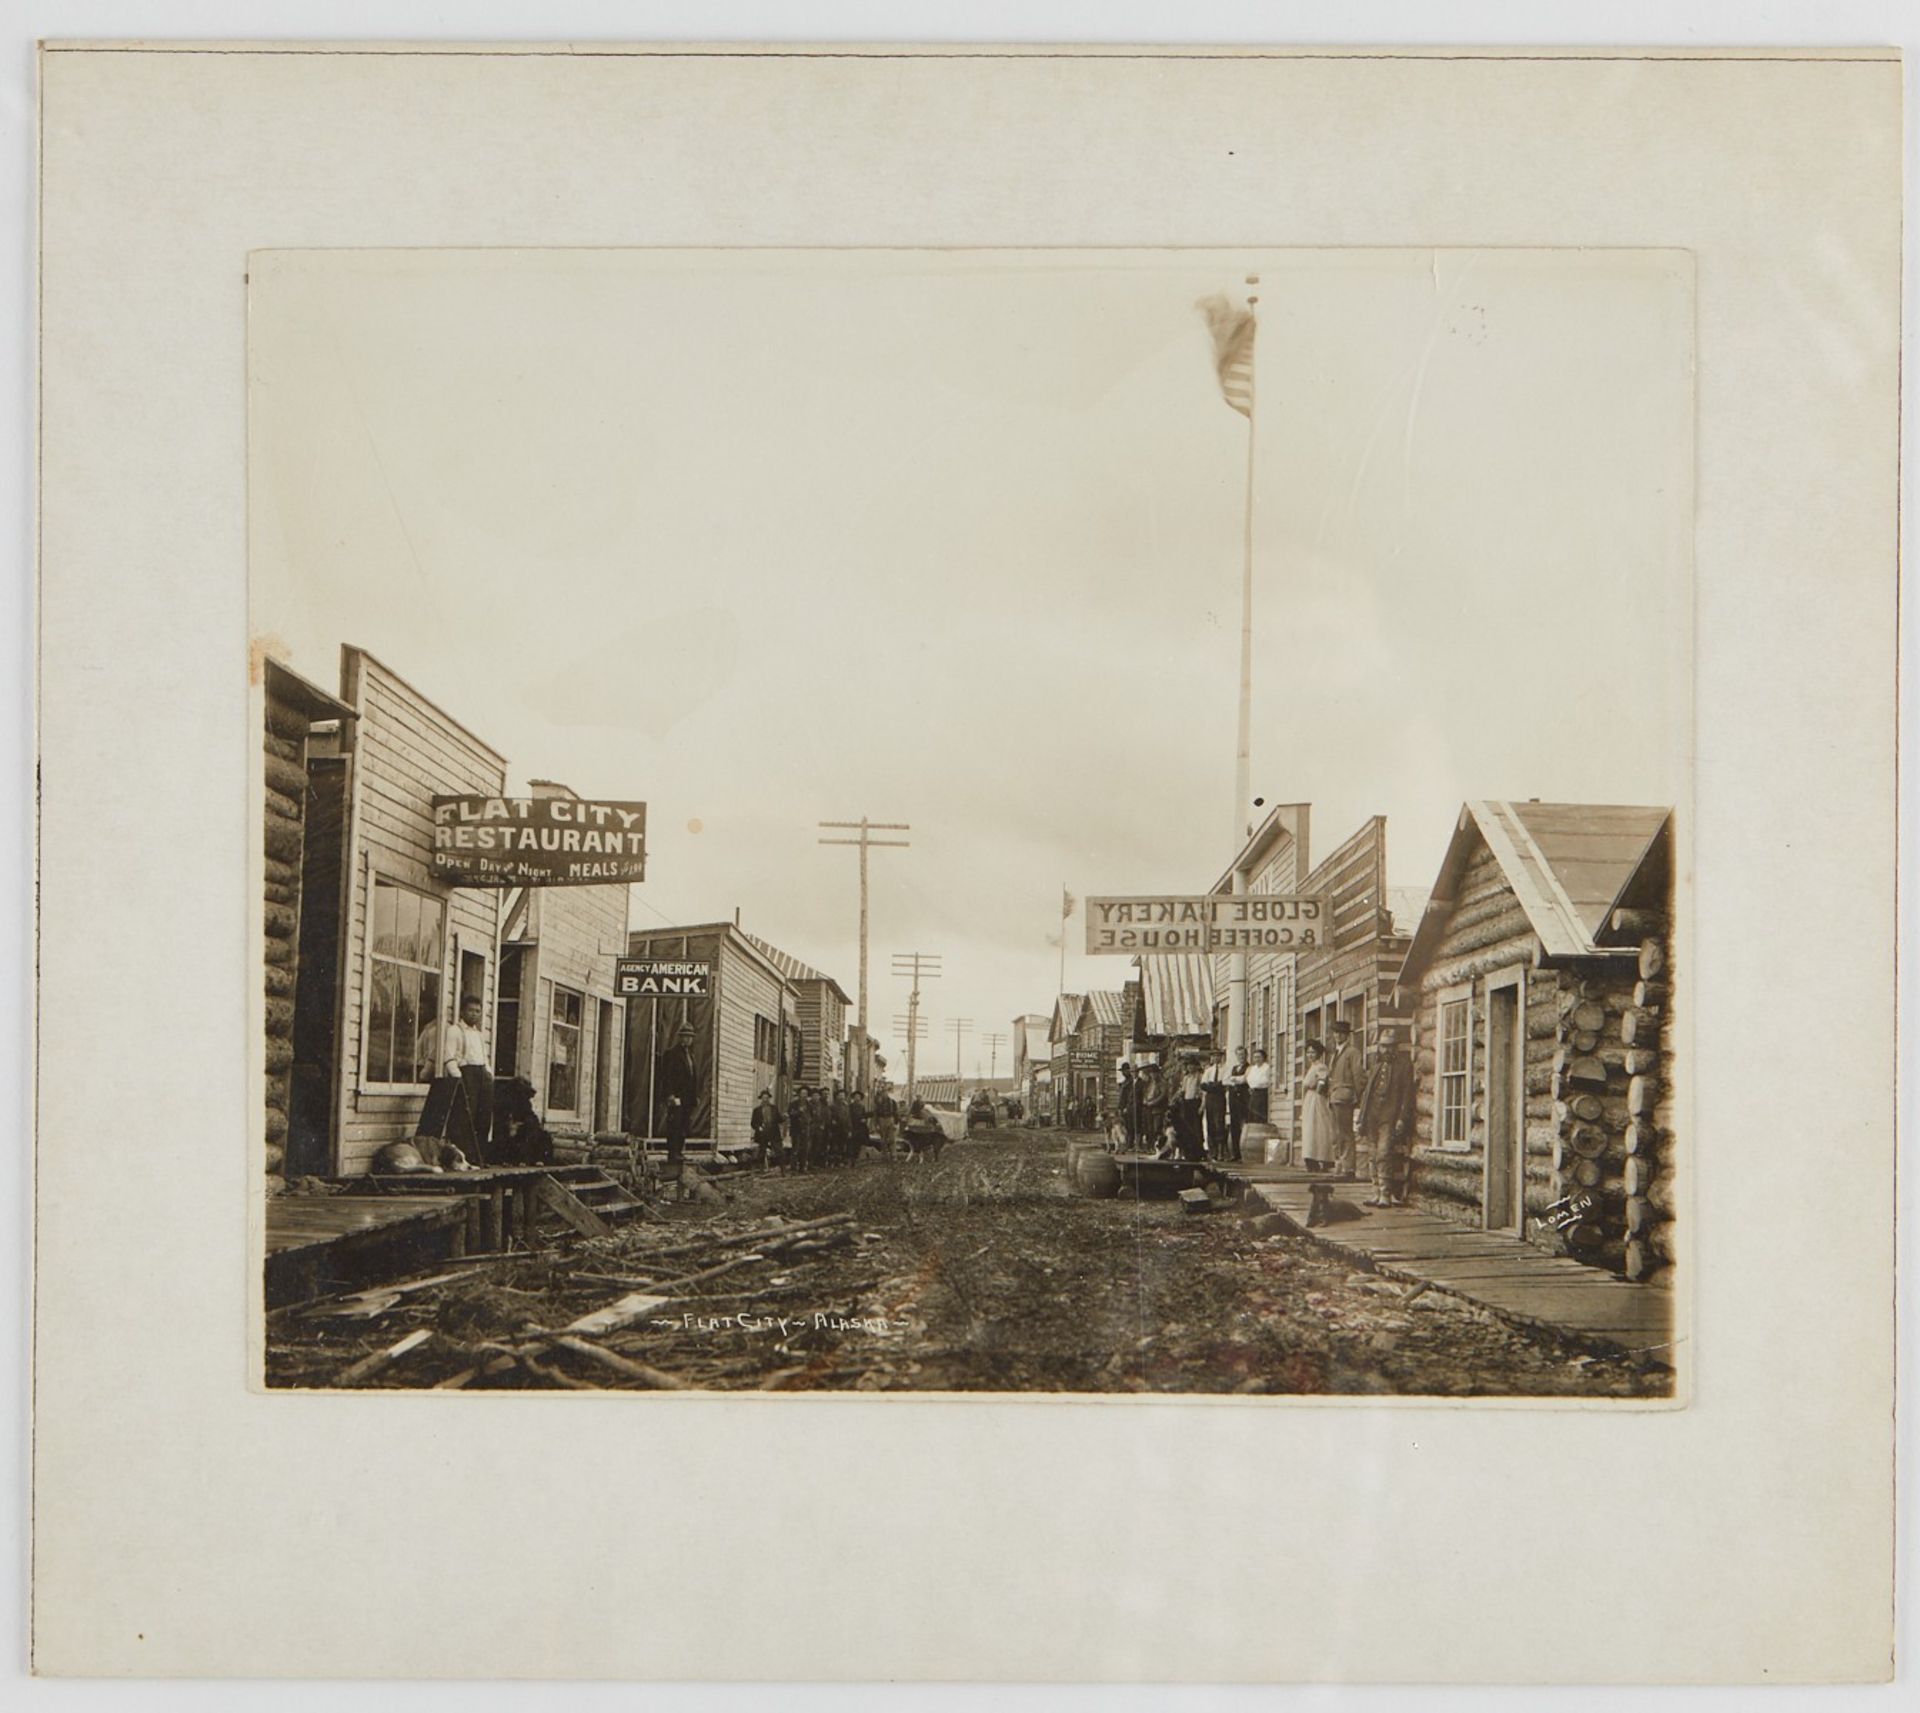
[
  {"left": 336, "top": 649, "right": 506, "bottom": 1175},
  {"left": 1288, "top": 818, "right": 1412, "bottom": 1152}
]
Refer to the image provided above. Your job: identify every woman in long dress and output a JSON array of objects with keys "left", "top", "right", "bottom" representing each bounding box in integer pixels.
[{"left": 1300, "top": 1039, "right": 1337, "bottom": 1171}]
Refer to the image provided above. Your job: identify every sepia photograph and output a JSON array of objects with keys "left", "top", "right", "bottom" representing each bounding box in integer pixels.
[{"left": 252, "top": 245, "right": 1691, "bottom": 1400}]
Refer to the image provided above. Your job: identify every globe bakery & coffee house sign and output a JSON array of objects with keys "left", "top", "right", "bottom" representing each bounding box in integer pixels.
[
  {"left": 431, "top": 794, "right": 648, "bottom": 887},
  {"left": 1084, "top": 893, "right": 1327, "bottom": 954}
]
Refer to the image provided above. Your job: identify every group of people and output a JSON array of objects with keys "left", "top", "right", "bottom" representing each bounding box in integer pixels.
[
  {"left": 751, "top": 1080, "right": 911, "bottom": 1172},
  {"left": 1300, "top": 1019, "right": 1417, "bottom": 1207},
  {"left": 1111, "top": 1045, "right": 1274, "bottom": 1164},
  {"left": 1103, "top": 1020, "right": 1418, "bottom": 1207}
]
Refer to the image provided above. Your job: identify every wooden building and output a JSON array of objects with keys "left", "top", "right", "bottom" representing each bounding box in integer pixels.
[
  {"left": 1049, "top": 989, "right": 1132, "bottom": 1121},
  {"left": 263, "top": 658, "right": 356, "bottom": 1185},
  {"left": 742, "top": 932, "right": 850, "bottom": 1089},
  {"left": 1393, "top": 801, "right": 1676, "bottom": 1277},
  {"left": 1286, "top": 816, "right": 1421, "bottom": 1164},
  {"left": 1207, "top": 803, "right": 1311, "bottom": 1150},
  {"left": 623, "top": 922, "right": 803, "bottom": 1153},
  {"left": 1010, "top": 1013, "right": 1051, "bottom": 1114},
  {"left": 490, "top": 781, "right": 631, "bottom": 1148},
  {"left": 276, "top": 647, "right": 510, "bottom": 1178}
]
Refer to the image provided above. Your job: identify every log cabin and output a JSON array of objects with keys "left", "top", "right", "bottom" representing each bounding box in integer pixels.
[
  {"left": 262, "top": 657, "right": 356, "bottom": 1186},
  {"left": 1393, "top": 801, "right": 1676, "bottom": 1277}
]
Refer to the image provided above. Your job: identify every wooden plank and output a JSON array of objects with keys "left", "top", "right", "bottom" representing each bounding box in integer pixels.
[{"left": 535, "top": 1174, "right": 615, "bottom": 1240}]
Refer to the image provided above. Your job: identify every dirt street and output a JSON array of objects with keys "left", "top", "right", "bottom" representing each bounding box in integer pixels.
[{"left": 267, "top": 1126, "right": 1669, "bottom": 1396}]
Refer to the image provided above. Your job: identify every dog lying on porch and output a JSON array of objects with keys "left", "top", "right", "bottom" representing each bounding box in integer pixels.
[{"left": 372, "top": 1136, "right": 473, "bottom": 1175}]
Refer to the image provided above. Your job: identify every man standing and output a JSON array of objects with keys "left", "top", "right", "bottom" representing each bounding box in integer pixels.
[
  {"left": 786, "top": 1085, "right": 813, "bottom": 1173},
  {"left": 752, "top": 1086, "right": 785, "bottom": 1171},
  {"left": 655, "top": 1022, "right": 699, "bottom": 1187},
  {"left": 1327, "top": 1020, "right": 1364, "bottom": 1179},
  {"left": 1226, "top": 1055, "right": 1250, "bottom": 1162},
  {"left": 1359, "top": 1024, "right": 1418, "bottom": 1207},
  {"left": 438, "top": 992, "right": 494, "bottom": 1165},
  {"left": 871, "top": 1080, "right": 899, "bottom": 1157},
  {"left": 1201, "top": 1049, "right": 1229, "bottom": 1161},
  {"left": 1167, "top": 1051, "right": 1206, "bottom": 1162},
  {"left": 1115, "top": 1062, "right": 1136, "bottom": 1146}
]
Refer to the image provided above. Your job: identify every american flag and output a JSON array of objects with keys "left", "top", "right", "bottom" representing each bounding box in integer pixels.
[
  {"left": 1200, "top": 292, "right": 1255, "bottom": 419},
  {"left": 1061, "top": 887, "right": 1076, "bottom": 919}
]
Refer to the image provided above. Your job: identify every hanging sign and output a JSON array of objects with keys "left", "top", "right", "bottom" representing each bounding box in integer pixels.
[
  {"left": 615, "top": 957, "right": 712, "bottom": 999},
  {"left": 1084, "top": 893, "right": 1328, "bottom": 954},
  {"left": 431, "top": 795, "right": 647, "bottom": 886}
]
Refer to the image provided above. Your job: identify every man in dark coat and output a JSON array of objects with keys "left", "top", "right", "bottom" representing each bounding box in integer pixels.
[
  {"left": 1201, "top": 1049, "right": 1230, "bottom": 1160},
  {"left": 655, "top": 1023, "right": 699, "bottom": 1183},
  {"left": 1359, "top": 1023, "right": 1418, "bottom": 1206},
  {"left": 786, "top": 1087, "right": 814, "bottom": 1173},
  {"left": 1226, "top": 1056, "right": 1250, "bottom": 1161},
  {"left": 1327, "top": 1020, "right": 1365, "bottom": 1178},
  {"left": 752, "top": 1086, "right": 785, "bottom": 1170}
]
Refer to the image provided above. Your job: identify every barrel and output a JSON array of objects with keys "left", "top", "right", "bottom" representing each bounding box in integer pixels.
[{"left": 1074, "top": 1147, "right": 1122, "bottom": 1199}]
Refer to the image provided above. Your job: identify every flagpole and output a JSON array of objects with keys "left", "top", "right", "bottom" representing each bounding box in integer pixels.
[{"left": 1229, "top": 278, "right": 1259, "bottom": 1062}]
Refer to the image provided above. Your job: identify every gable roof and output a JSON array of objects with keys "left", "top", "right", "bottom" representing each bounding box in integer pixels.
[
  {"left": 1084, "top": 990, "right": 1130, "bottom": 1031},
  {"left": 1399, "top": 801, "right": 1672, "bottom": 985},
  {"left": 1051, "top": 993, "right": 1086, "bottom": 1042},
  {"left": 739, "top": 931, "right": 852, "bottom": 1005},
  {"left": 1137, "top": 954, "right": 1216, "bottom": 1037}
]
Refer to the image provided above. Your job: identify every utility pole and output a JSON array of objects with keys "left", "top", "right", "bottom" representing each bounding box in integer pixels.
[
  {"left": 819, "top": 818, "right": 910, "bottom": 1095},
  {"left": 890, "top": 950, "right": 940, "bottom": 1109},
  {"left": 982, "top": 1030, "right": 1007, "bottom": 1084},
  {"left": 948, "top": 1018, "right": 973, "bottom": 1094}
]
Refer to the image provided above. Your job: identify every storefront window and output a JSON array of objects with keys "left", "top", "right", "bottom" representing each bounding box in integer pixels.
[
  {"left": 366, "top": 877, "right": 445, "bottom": 1085},
  {"left": 549, "top": 986, "right": 583, "bottom": 1113}
]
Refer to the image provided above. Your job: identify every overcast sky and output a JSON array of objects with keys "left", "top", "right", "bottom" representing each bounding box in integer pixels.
[{"left": 251, "top": 248, "right": 1690, "bottom": 1071}]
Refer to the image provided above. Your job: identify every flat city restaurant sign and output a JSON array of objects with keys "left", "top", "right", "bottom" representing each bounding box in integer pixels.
[
  {"left": 614, "top": 957, "right": 712, "bottom": 999},
  {"left": 430, "top": 795, "right": 648, "bottom": 887},
  {"left": 1084, "top": 893, "right": 1328, "bottom": 953}
]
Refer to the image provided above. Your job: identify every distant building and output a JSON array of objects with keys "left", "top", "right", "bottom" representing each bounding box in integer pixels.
[
  {"left": 1049, "top": 989, "right": 1131, "bottom": 1121},
  {"left": 1009, "top": 1013, "right": 1052, "bottom": 1112}
]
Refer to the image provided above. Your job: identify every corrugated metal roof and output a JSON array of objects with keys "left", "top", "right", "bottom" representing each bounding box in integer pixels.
[
  {"left": 1051, "top": 993, "right": 1086, "bottom": 1042},
  {"left": 1398, "top": 801, "right": 1671, "bottom": 988},
  {"left": 739, "top": 930, "right": 852, "bottom": 1004},
  {"left": 1084, "top": 989, "right": 1130, "bottom": 1031},
  {"left": 1138, "top": 954, "right": 1216, "bottom": 1037}
]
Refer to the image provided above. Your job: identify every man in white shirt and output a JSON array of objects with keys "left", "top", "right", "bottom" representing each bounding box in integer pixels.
[{"left": 439, "top": 992, "right": 494, "bottom": 1163}]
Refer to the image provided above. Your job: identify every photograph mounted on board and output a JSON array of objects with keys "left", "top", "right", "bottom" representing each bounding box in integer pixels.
[{"left": 251, "top": 248, "right": 1690, "bottom": 1399}]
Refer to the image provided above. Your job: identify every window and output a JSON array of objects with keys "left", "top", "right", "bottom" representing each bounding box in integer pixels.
[
  {"left": 1438, "top": 992, "right": 1472, "bottom": 1149},
  {"left": 754, "top": 1013, "right": 778, "bottom": 1064},
  {"left": 366, "top": 878, "right": 445, "bottom": 1085},
  {"left": 549, "top": 985, "right": 583, "bottom": 1112},
  {"left": 1273, "top": 970, "right": 1291, "bottom": 1090}
]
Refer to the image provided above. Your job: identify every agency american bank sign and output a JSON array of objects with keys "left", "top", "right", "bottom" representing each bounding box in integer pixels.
[
  {"left": 1084, "top": 893, "right": 1328, "bottom": 954},
  {"left": 431, "top": 795, "right": 647, "bottom": 887}
]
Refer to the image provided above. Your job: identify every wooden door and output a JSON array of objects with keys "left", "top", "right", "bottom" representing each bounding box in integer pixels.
[{"left": 1484, "top": 981, "right": 1523, "bottom": 1231}]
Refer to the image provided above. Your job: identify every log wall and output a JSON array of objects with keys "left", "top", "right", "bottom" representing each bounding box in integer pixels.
[
  {"left": 262, "top": 683, "right": 310, "bottom": 1185},
  {"left": 1407, "top": 842, "right": 1544, "bottom": 1232}
]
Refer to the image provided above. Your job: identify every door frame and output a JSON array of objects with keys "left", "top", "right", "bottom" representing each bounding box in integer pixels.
[{"left": 1480, "top": 967, "right": 1527, "bottom": 1233}]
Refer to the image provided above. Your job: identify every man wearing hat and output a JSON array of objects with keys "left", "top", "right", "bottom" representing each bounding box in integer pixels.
[
  {"left": 1359, "top": 1023, "right": 1418, "bottom": 1206},
  {"left": 1326, "top": 1019, "right": 1365, "bottom": 1178},
  {"left": 655, "top": 1021, "right": 700, "bottom": 1187}
]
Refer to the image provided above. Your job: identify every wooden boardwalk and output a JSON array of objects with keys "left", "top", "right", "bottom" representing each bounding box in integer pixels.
[
  {"left": 265, "top": 1194, "right": 469, "bottom": 1309},
  {"left": 1225, "top": 1164, "right": 1677, "bottom": 1362}
]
